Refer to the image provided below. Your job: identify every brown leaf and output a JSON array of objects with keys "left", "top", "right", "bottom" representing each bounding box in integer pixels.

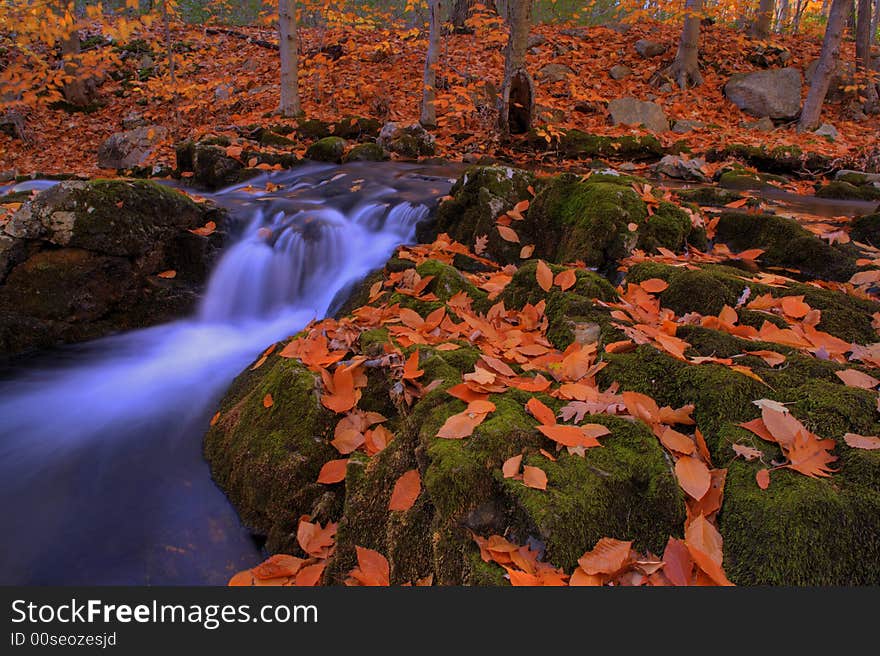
[
  {"left": 389, "top": 469, "right": 421, "bottom": 511},
  {"left": 685, "top": 515, "right": 733, "bottom": 586},
  {"left": 502, "top": 454, "right": 523, "bottom": 478},
  {"left": 317, "top": 458, "right": 349, "bottom": 484},
  {"left": 554, "top": 268, "right": 577, "bottom": 291},
  {"left": 535, "top": 259, "right": 553, "bottom": 292},
  {"left": 578, "top": 538, "right": 633, "bottom": 576},
  {"left": 675, "top": 455, "right": 712, "bottom": 500},
  {"left": 497, "top": 225, "right": 520, "bottom": 243},
  {"left": 756, "top": 468, "right": 770, "bottom": 490},
  {"left": 639, "top": 278, "right": 669, "bottom": 293},
  {"left": 835, "top": 369, "right": 880, "bottom": 389},
  {"left": 348, "top": 546, "right": 390, "bottom": 586},
  {"left": 843, "top": 433, "right": 880, "bottom": 450}
]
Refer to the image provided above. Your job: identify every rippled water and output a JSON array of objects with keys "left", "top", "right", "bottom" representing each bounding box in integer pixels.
[{"left": 0, "top": 162, "right": 460, "bottom": 585}]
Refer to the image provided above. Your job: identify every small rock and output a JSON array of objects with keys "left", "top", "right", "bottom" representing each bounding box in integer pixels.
[
  {"left": 659, "top": 83, "right": 674, "bottom": 93},
  {"left": 741, "top": 117, "right": 775, "bottom": 132},
  {"left": 215, "top": 83, "right": 234, "bottom": 101},
  {"left": 635, "top": 39, "right": 667, "bottom": 58},
  {"left": 607, "top": 97, "right": 669, "bottom": 133},
  {"left": 377, "top": 122, "right": 436, "bottom": 158},
  {"left": 655, "top": 155, "right": 709, "bottom": 182},
  {"left": 814, "top": 123, "right": 838, "bottom": 140},
  {"left": 121, "top": 111, "right": 146, "bottom": 130},
  {"left": 609, "top": 64, "right": 633, "bottom": 80},
  {"left": 527, "top": 34, "right": 546, "bottom": 49},
  {"left": 538, "top": 63, "right": 575, "bottom": 83},
  {"left": 97, "top": 125, "right": 168, "bottom": 170},
  {"left": 672, "top": 119, "right": 705, "bottom": 134}
]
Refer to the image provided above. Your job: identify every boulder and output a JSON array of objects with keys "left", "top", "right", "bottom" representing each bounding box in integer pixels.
[
  {"left": 654, "top": 155, "right": 709, "bottom": 181},
  {"left": 814, "top": 123, "right": 838, "bottom": 140},
  {"left": 377, "top": 122, "right": 436, "bottom": 158},
  {"left": 724, "top": 67, "right": 802, "bottom": 120},
  {"left": 635, "top": 39, "right": 667, "bottom": 58},
  {"left": 607, "top": 97, "right": 669, "bottom": 132},
  {"left": 343, "top": 142, "right": 388, "bottom": 163},
  {"left": 538, "top": 63, "right": 575, "bottom": 82},
  {"left": 306, "top": 136, "right": 347, "bottom": 163},
  {"left": 97, "top": 125, "right": 168, "bottom": 170},
  {"left": 0, "top": 179, "right": 226, "bottom": 356},
  {"left": 609, "top": 64, "right": 633, "bottom": 80}
]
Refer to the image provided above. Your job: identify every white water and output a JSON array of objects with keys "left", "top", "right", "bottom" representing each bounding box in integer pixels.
[{"left": 0, "top": 163, "right": 456, "bottom": 584}]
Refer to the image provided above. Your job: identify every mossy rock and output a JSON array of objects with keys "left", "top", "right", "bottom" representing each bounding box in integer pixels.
[
  {"left": 626, "top": 261, "right": 879, "bottom": 344},
  {"left": 259, "top": 130, "right": 297, "bottom": 147},
  {"left": 706, "top": 143, "right": 831, "bottom": 177},
  {"left": 389, "top": 259, "right": 491, "bottom": 316},
  {"left": 331, "top": 116, "right": 382, "bottom": 140},
  {"left": 815, "top": 180, "right": 880, "bottom": 202},
  {"left": 501, "top": 260, "right": 621, "bottom": 348},
  {"left": 296, "top": 119, "right": 334, "bottom": 140},
  {"left": 675, "top": 186, "right": 754, "bottom": 208},
  {"left": 525, "top": 129, "right": 665, "bottom": 161},
  {"left": 203, "top": 356, "right": 345, "bottom": 553},
  {"left": 343, "top": 142, "right": 388, "bottom": 162},
  {"left": 526, "top": 174, "right": 646, "bottom": 271},
  {"left": 417, "top": 166, "right": 535, "bottom": 263},
  {"left": 306, "top": 136, "right": 347, "bottom": 163},
  {"left": 714, "top": 211, "right": 858, "bottom": 282},
  {"left": 637, "top": 201, "right": 701, "bottom": 253},
  {"left": 850, "top": 213, "right": 880, "bottom": 247}
]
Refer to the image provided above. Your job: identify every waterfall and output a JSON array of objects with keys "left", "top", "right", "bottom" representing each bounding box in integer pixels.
[{"left": 0, "top": 162, "right": 460, "bottom": 585}]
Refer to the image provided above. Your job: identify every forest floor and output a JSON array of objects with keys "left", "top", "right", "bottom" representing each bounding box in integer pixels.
[{"left": 1, "top": 17, "right": 877, "bottom": 179}]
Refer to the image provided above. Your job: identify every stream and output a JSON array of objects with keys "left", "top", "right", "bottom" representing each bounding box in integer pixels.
[
  {"left": 0, "top": 162, "right": 461, "bottom": 585},
  {"left": 0, "top": 162, "right": 875, "bottom": 586}
]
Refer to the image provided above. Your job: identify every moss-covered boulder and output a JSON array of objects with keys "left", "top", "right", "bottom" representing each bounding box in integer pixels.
[
  {"left": 204, "top": 356, "right": 343, "bottom": 553},
  {"left": 416, "top": 166, "right": 536, "bottom": 262},
  {"left": 815, "top": 180, "right": 880, "bottom": 202},
  {"left": 851, "top": 212, "right": 880, "bottom": 246},
  {"left": 523, "top": 129, "right": 665, "bottom": 161},
  {"left": 706, "top": 143, "right": 832, "bottom": 177},
  {"left": 377, "top": 122, "right": 436, "bottom": 158},
  {"left": 306, "top": 136, "right": 347, "bottom": 163},
  {"left": 343, "top": 142, "right": 388, "bottom": 162},
  {"left": 714, "top": 211, "right": 858, "bottom": 282},
  {"left": 175, "top": 140, "right": 298, "bottom": 190},
  {"left": 0, "top": 179, "right": 226, "bottom": 356},
  {"left": 626, "top": 261, "right": 880, "bottom": 344}
]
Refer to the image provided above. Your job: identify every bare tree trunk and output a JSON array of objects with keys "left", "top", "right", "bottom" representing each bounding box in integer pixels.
[
  {"left": 873, "top": 0, "right": 880, "bottom": 39},
  {"left": 279, "top": 0, "right": 302, "bottom": 118},
  {"left": 498, "top": 0, "right": 534, "bottom": 136},
  {"left": 777, "top": 0, "right": 790, "bottom": 31},
  {"left": 799, "top": 0, "right": 854, "bottom": 131},
  {"left": 856, "top": 0, "right": 879, "bottom": 112},
  {"left": 750, "top": 0, "right": 776, "bottom": 38},
  {"left": 60, "top": 7, "right": 89, "bottom": 107},
  {"left": 420, "top": 0, "right": 442, "bottom": 128},
  {"left": 450, "top": 0, "right": 474, "bottom": 33},
  {"left": 653, "top": 0, "right": 704, "bottom": 89},
  {"left": 161, "top": 1, "right": 180, "bottom": 132}
]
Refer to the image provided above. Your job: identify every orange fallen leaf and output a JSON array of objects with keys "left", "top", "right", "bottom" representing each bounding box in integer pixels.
[
  {"left": 189, "top": 221, "right": 217, "bottom": 237},
  {"left": 322, "top": 364, "right": 359, "bottom": 414},
  {"left": 578, "top": 538, "right": 632, "bottom": 576},
  {"left": 297, "top": 517, "right": 337, "bottom": 559},
  {"left": 262, "top": 393, "right": 274, "bottom": 408},
  {"left": 835, "top": 369, "right": 880, "bottom": 389},
  {"left": 502, "top": 454, "right": 523, "bottom": 478},
  {"left": 497, "top": 225, "right": 520, "bottom": 243},
  {"left": 685, "top": 514, "right": 733, "bottom": 586},
  {"left": 348, "top": 546, "right": 390, "bottom": 586},
  {"left": 157, "top": 270, "right": 176, "bottom": 278},
  {"left": 658, "top": 426, "right": 695, "bottom": 454},
  {"left": 756, "top": 468, "right": 770, "bottom": 490},
  {"left": 317, "top": 458, "right": 349, "bottom": 484},
  {"left": 389, "top": 469, "right": 421, "bottom": 511},
  {"left": 640, "top": 278, "right": 669, "bottom": 293},
  {"left": 526, "top": 397, "right": 557, "bottom": 426},
  {"left": 843, "top": 433, "right": 880, "bottom": 450},
  {"left": 535, "top": 260, "right": 553, "bottom": 292},
  {"left": 522, "top": 465, "right": 548, "bottom": 490},
  {"left": 554, "top": 268, "right": 577, "bottom": 291},
  {"left": 675, "top": 455, "right": 711, "bottom": 500},
  {"left": 402, "top": 350, "right": 424, "bottom": 380}
]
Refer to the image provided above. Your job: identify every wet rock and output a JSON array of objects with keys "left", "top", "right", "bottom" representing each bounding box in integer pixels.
[
  {"left": 607, "top": 97, "right": 669, "bottom": 133},
  {"left": 724, "top": 67, "right": 802, "bottom": 120},
  {"left": 635, "top": 39, "right": 667, "bottom": 58},
  {"left": 654, "top": 155, "right": 709, "bottom": 182},
  {"left": 306, "top": 136, "right": 347, "bottom": 163},
  {"left": 377, "top": 122, "right": 436, "bottom": 158},
  {"left": 0, "top": 180, "right": 226, "bottom": 356},
  {"left": 97, "top": 125, "right": 168, "bottom": 170},
  {"left": 343, "top": 142, "right": 388, "bottom": 163}
]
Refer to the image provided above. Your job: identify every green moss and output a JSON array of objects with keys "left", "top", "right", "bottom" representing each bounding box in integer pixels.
[
  {"left": 343, "top": 143, "right": 388, "bottom": 162},
  {"left": 419, "top": 166, "right": 535, "bottom": 264},
  {"left": 718, "top": 170, "right": 764, "bottom": 190},
  {"left": 505, "top": 416, "right": 684, "bottom": 570},
  {"left": 715, "top": 211, "right": 857, "bottom": 282},
  {"left": 850, "top": 213, "right": 880, "bottom": 247},
  {"left": 527, "top": 174, "right": 647, "bottom": 270},
  {"left": 637, "top": 202, "right": 695, "bottom": 253},
  {"left": 537, "top": 129, "right": 665, "bottom": 160},
  {"left": 259, "top": 130, "right": 296, "bottom": 147},
  {"left": 203, "top": 356, "right": 340, "bottom": 553},
  {"left": 306, "top": 136, "right": 347, "bottom": 163},
  {"left": 675, "top": 186, "right": 752, "bottom": 208},
  {"left": 815, "top": 180, "right": 880, "bottom": 202}
]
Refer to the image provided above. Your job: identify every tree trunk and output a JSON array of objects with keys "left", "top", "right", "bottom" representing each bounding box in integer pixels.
[
  {"left": 60, "top": 11, "right": 90, "bottom": 107},
  {"left": 750, "top": 0, "right": 776, "bottom": 38},
  {"left": 161, "top": 0, "right": 180, "bottom": 131},
  {"left": 279, "top": 0, "right": 302, "bottom": 118},
  {"left": 653, "top": 0, "right": 704, "bottom": 89},
  {"left": 856, "top": 0, "right": 879, "bottom": 112},
  {"left": 498, "top": 0, "right": 534, "bottom": 136},
  {"left": 799, "top": 0, "right": 854, "bottom": 131},
  {"left": 873, "top": 0, "right": 880, "bottom": 40},
  {"left": 420, "top": 0, "right": 442, "bottom": 128},
  {"left": 450, "top": 0, "right": 474, "bottom": 33}
]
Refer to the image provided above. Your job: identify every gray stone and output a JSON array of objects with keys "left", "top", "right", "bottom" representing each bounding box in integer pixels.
[
  {"left": 724, "top": 67, "right": 803, "bottom": 120},
  {"left": 377, "top": 122, "right": 436, "bottom": 158},
  {"left": 607, "top": 97, "right": 669, "bottom": 133},
  {"left": 835, "top": 169, "right": 880, "bottom": 183},
  {"left": 742, "top": 116, "right": 776, "bottom": 132},
  {"left": 121, "top": 111, "right": 146, "bottom": 130},
  {"left": 655, "top": 155, "right": 709, "bottom": 182},
  {"left": 539, "top": 63, "right": 575, "bottom": 83},
  {"left": 814, "top": 123, "right": 838, "bottom": 140},
  {"left": 635, "top": 39, "right": 667, "bottom": 58},
  {"left": 672, "top": 119, "right": 705, "bottom": 134},
  {"left": 97, "top": 126, "right": 168, "bottom": 170},
  {"left": 609, "top": 64, "right": 633, "bottom": 80}
]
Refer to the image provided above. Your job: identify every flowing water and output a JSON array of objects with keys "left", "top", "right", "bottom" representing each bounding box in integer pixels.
[{"left": 0, "top": 162, "right": 461, "bottom": 585}]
